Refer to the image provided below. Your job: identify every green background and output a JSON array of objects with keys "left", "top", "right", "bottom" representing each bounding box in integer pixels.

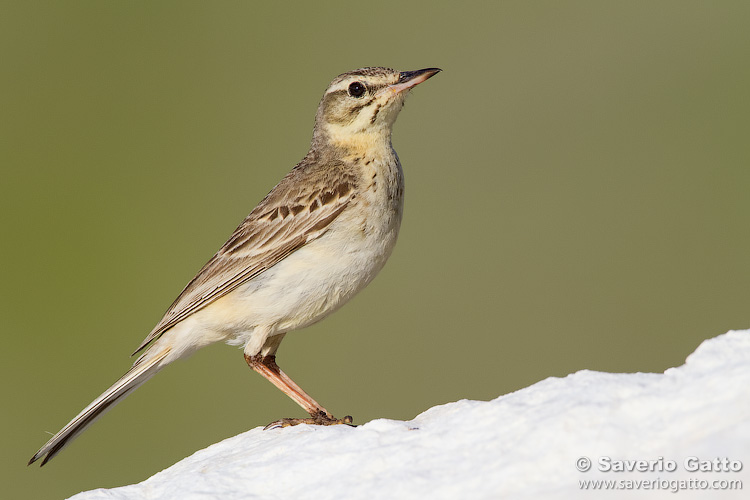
[{"left": 3, "top": 1, "right": 749, "bottom": 498}]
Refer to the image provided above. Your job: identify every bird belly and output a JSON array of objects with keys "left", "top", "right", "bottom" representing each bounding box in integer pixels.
[{"left": 189, "top": 201, "right": 401, "bottom": 356}]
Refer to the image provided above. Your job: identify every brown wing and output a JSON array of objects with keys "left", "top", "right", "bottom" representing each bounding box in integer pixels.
[{"left": 132, "top": 163, "right": 357, "bottom": 355}]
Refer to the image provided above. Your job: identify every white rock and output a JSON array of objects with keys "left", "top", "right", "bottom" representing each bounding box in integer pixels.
[{"left": 71, "top": 330, "right": 750, "bottom": 499}]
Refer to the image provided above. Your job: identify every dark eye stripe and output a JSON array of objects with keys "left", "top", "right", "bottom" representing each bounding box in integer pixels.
[
  {"left": 326, "top": 89, "right": 348, "bottom": 99},
  {"left": 326, "top": 82, "right": 387, "bottom": 98}
]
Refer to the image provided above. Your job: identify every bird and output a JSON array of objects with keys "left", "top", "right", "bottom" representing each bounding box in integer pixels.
[{"left": 29, "top": 66, "right": 441, "bottom": 466}]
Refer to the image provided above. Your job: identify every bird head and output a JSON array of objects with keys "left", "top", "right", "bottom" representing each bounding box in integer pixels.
[{"left": 312, "top": 67, "right": 441, "bottom": 153}]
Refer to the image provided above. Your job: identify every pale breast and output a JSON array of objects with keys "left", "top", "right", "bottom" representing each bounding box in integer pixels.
[{"left": 196, "top": 151, "right": 405, "bottom": 350}]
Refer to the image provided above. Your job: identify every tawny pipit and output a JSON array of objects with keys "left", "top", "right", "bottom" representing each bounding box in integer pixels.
[{"left": 29, "top": 67, "right": 440, "bottom": 465}]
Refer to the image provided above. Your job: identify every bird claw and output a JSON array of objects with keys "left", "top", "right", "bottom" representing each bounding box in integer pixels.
[{"left": 263, "top": 411, "right": 355, "bottom": 430}]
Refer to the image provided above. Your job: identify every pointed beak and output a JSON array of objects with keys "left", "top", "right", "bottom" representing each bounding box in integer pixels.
[{"left": 385, "top": 67, "right": 442, "bottom": 95}]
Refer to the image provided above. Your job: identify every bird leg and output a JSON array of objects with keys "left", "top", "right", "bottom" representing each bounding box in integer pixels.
[{"left": 244, "top": 353, "right": 354, "bottom": 429}]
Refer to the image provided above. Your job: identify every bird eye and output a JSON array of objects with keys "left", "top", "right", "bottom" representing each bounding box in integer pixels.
[{"left": 348, "top": 81, "right": 366, "bottom": 98}]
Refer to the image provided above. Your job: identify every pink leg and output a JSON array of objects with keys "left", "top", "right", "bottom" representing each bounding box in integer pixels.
[{"left": 244, "top": 353, "right": 353, "bottom": 428}]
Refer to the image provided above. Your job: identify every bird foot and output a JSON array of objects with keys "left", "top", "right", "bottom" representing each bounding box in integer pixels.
[{"left": 263, "top": 411, "right": 354, "bottom": 430}]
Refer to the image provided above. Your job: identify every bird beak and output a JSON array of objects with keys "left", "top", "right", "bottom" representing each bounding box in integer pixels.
[{"left": 384, "top": 68, "right": 442, "bottom": 95}]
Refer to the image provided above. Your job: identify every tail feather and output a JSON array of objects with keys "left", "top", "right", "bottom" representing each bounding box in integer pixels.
[{"left": 28, "top": 347, "right": 171, "bottom": 466}]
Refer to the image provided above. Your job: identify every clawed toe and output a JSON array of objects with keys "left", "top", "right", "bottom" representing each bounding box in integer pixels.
[{"left": 263, "top": 411, "right": 355, "bottom": 430}]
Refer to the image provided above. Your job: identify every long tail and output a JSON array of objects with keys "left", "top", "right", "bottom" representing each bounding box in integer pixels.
[{"left": 28, "top": 346, "right": 172, "bottom": 466}]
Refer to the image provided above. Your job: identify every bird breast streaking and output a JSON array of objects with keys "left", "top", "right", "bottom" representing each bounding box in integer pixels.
[{"left": 29, "top": 67, "right": 440, "bottom": 466}]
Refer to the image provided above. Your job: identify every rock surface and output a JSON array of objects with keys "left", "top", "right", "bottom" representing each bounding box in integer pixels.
[{"left": 72, "top": 330, "right": 750, "bottom": 499}]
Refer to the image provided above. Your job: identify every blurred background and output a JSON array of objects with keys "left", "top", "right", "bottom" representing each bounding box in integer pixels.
[{"left": 3, "top": 1, "right": 749, "bottom": 498}]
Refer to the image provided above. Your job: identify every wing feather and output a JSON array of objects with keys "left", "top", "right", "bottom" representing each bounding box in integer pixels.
[{"left": 132, "top": 162, "right": 356, "bottom": 355}]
